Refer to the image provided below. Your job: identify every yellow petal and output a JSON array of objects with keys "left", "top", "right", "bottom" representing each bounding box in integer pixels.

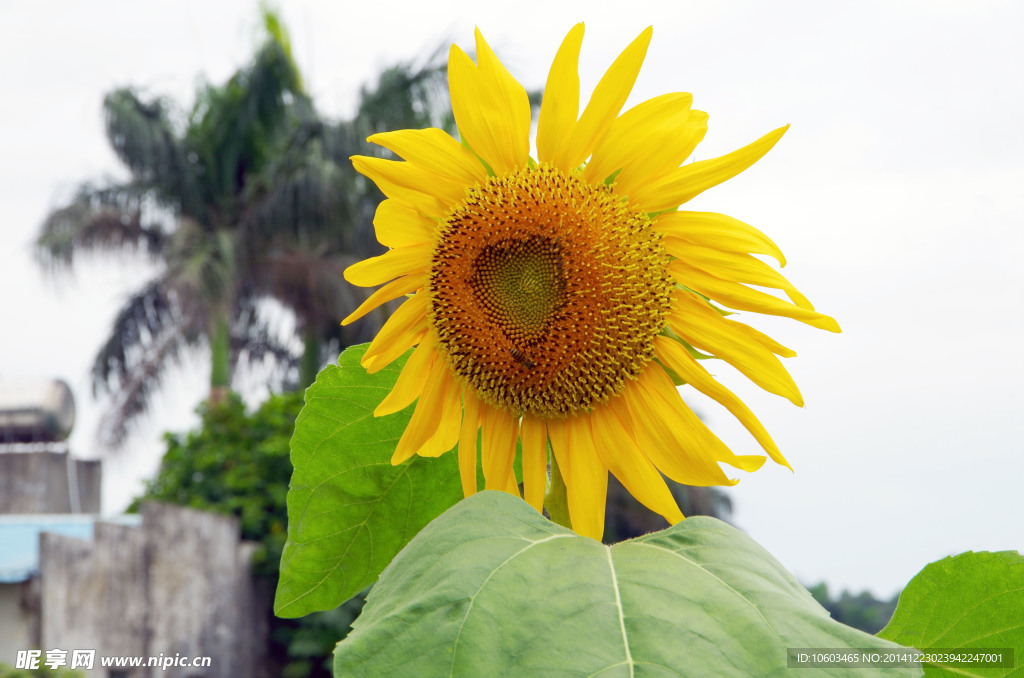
[
  {"left": 375, "top": 332, "right": 437, "bottom": 416},
  {"left": 520, "top": 413, "right": 548, "bottom": 513},
  {"left": 342, "top": 273, "right": 424, "bottom": 326},
  {"left": 554, "top": 26, "right": 653, "bottom": 170},
  {"left": 505, "top": 472, "right": 522, "bottom": 498},
  {"left": 622, "top": 365, "right": 749, "bottom": 485},
  {"left": 680, "top": 309, "right": 796, "bottom": 358},
  {"left": 351, "top": 155, "right": 463, "bottom": 213},
  {"left": 547, "top": 416, "right": 608, "bottom": 541},
  {"left": 666, "top": 238, "right": 812, "bottom": 309},
  {"left": 372, "top": 200, "right": 434, "bottom": 249},
  {"left": 667, "top": 289, "right": 804, "bottom": 405},
  {"left": 458, "top": 388, "right": 481, "bottom": 497},
  {"left": 448, "top": 32, "right": 530, "bottom": 176},
  {"left": 654, "top": 211, "right": 786, "bottom": 267},
  {"left": 361, "top": 293, "right": 428, "bottom": 374},
  {"left": 416, "top": 364, "right": 462, "bottom": 458},
  {"left": 474, "top": 29, "right": 532, "bottom": 172},
  {"left": 368, "top": 128, "right": 486, "bottom": 187},
  {"left": 585, "top": 95, "right": 707, "bottom": 194},
  {"left": 536, "top": 23, "right": 584, "bottom": 169},
  {"left": 480, "top": 400, "right": 519, "bottom": 493},
  {"left": 391, "top": 357, "right": 459, "bottom": 463},
  {"left": 631, "top": 125, "right": 789, "bottom": 212},
  {"left": 727, "top": 322, "right": 796, "bottom": 358},
  {"left": 343, "top": 243, "right": 431, "bottom": 288},
  {"left": 584, "top": 92, "right": 690, "bottom": 182},
  {"left": 670, "top": 259, "right": 841, "bottom": 332},
  {"left": 591, "top": 400, "right": 684, "bottom": 524},
  {"left": 617, "top": 109, "right": 708, "bottom": 196},
  {"left": 654, "top": 336, "right": 790, "bottom": 468}
]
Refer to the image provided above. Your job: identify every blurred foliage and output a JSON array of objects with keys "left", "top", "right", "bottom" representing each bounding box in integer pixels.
[
  {"left": 128, "top": 393, "right": 294, "bottom": 574},
  {"left": 806, "top": 582, "right": 900, "bottom": 635},
  {"left": 35, "top": 8, "right": 452, "bottom": 447},
  {"left": 130, "top": 392, "right": 357, "bottom": 678},
  {"left": 0, "top": 664, "right": 84, "bottom": 678}
]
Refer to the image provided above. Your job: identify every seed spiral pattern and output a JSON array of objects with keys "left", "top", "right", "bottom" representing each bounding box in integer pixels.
[{"left": 429, "top": 166, "right": 673, "bottom": 417}]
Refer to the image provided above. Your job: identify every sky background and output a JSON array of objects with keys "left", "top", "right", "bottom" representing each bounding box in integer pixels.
[{"left": 1, "top": 0, "right": 1021, "bottom": 598}]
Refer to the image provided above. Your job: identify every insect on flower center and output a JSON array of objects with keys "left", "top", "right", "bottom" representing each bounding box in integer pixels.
[{"left": 429, "top": 166, "right": 673, "bottom": 417}]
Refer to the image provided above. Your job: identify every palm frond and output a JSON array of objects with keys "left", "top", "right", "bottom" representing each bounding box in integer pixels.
[
  {"left": 91, "top": 277, "right": 196, "bottom": 394},
  {"left": 186, "top": 25, "right": 306, "bottom": 213},
  {"left": 246, "top": 35, "right": 306, "bottom": 125},
  {"left": 318, "top": 119, "right": 361, "bottom": 166},
  {"left": 242, "top": 138, "right": 352, "bottom": 252},
  {"left": 35, "top": 181, "right": 168, "bottom": 270},
  {"left": 230, "top": 295, "right": 301, "bottom": 389},
  {"left": 256, "top": 248, "right": 354, "bottom": 328},
  {"left": 91, "top": 277, "right": 205, "bottom": 449},
  {"left": 95, "top": 323, "right": 190, "bottom": 450},
  {"left": 354, "top": 44, "right": 452, "bottom": 137},
  {"left": 261, "top": 5, "right": 302, "bottom": 93},
  {"left": 103, "top": 89, "right": 203, "bottom": 218}
]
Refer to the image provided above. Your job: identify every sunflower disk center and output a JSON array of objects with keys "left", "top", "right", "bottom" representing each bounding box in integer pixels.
[
  {"left": 470, "top": 236, "right": 564, "bottom": 340},
  {"left": 429, "top": 166, "right": 673, "bottom": 417}
]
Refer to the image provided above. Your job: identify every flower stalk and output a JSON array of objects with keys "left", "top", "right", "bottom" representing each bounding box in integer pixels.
[{"left": 544, "top": 451, "right": 572, "bottom": 530}]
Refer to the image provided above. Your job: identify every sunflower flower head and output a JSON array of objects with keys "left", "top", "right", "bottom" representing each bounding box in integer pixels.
[{"left": 343, "top": 24, "right": 840, "bottom": 540}]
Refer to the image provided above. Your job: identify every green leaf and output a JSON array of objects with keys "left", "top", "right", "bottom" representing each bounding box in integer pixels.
[
  {"left": 879, "top": 551, "right": 1024, "bottom": 677},
  {"left": 274, "top": 344, "right": 464, "bottom": 618},
  {"left": 335, "top": 491, "right": 919, "bottom": 677}
]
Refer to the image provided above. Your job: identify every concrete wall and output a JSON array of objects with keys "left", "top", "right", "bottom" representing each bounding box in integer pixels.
[
  {"left": 143, "top": 503, "right": 267, "bottom": 678},
  {"left": 38, "top": 503, "right": 268, "bottom": 678},
  {"left": 0, "top": 582, "right": 34, "bottom": 669},
  {"left": 0, "top": 451, "right": 101, "bottom": 514}
]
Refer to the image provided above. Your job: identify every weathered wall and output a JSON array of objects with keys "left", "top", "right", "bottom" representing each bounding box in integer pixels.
[
  {"left": 143, "top": 503, "right": 268, "bottom": 678},
  {"left": 0, "top": 451, "right": 101, "bottom": 514},
  {"left": 0, "top": 583, "right": 34, "bottom": 669},
  {"left": 38, "top": 503, "right": 268, "bottom": 678},
  {"left": 39, "top": 527, "right": 147, "bottom": 676}
]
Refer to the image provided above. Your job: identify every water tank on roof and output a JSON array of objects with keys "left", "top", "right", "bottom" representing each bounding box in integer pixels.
[{"left": 0, "top": 379, "right": 76, "bottom": 443}]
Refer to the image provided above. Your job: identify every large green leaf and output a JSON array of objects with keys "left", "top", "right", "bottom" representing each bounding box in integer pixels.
[
  {"left": 274, "top": 344, "right": 464, "bottom": 618},
  {"left": 879, "top": 551, "right": 1023, "bottom": 677},
  {"left": 335, "top": 491, "right": 919, "bottom": 677}
]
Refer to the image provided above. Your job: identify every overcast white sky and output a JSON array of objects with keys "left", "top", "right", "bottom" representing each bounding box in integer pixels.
[{"left": 1, "top": 0, "right": 1021, "bottom": 598}]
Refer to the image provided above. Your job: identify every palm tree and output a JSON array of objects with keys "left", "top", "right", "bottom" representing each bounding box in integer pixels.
[
  {"left": 36, "top": 11, "right": 457, "bottom": 445},
  {"left": 36, "top": 11, "right": 314, "bottom": 446}
]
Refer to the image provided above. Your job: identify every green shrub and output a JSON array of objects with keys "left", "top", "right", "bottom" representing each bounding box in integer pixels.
[{"left": 0, "top": 662, "right": 84, "bottom": 678}]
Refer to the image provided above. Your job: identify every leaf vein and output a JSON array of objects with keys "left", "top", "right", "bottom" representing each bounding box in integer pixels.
[
  {"left": 448, "top": 534, "right": 574, "bottom": 676},
  {"left": 605, "top": 547, "right": 635, "bottom": 677},
  {"left": 633, "top": 542, "right": 779, "bottom": 637}
]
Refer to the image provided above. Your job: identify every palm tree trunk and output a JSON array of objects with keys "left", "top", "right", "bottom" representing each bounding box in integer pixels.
[
  {"left": 209, "top": 315, "right": 231, "bottom": 405},
  {"left": 299, "top": 328, "right": 321, "bottom": 390}
]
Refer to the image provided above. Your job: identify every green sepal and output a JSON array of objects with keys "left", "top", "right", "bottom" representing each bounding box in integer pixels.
[{"left": 603, "top": 167, "right": 622, "bottom": 186}]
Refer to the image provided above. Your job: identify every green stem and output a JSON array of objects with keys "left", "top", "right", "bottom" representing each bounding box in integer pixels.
[{"left": 544, "top": 448, "right": 572, "bottom": 530}]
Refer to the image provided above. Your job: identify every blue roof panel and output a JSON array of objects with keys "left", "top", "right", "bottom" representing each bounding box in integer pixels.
[{"left": 0, "top": 514, "right": 141, "bottom": 583}]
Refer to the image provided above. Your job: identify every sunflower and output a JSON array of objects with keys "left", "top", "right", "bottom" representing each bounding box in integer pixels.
[{"left": 342, "top": 24, "right": 839, "bottom": 540}]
